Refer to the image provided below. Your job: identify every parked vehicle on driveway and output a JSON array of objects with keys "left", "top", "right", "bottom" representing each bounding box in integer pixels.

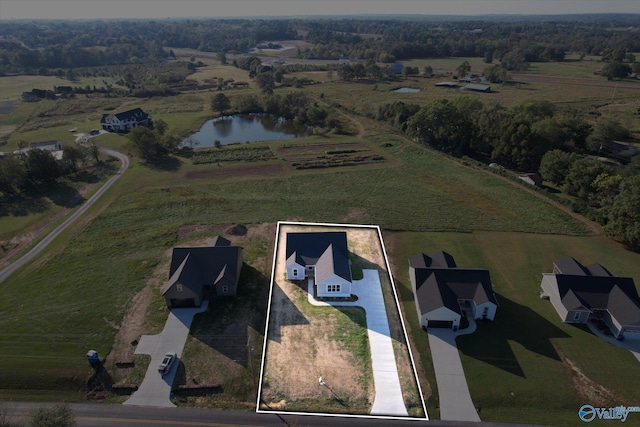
[{"left": 158, "top": 352, "right": 177, "bottom": 375}]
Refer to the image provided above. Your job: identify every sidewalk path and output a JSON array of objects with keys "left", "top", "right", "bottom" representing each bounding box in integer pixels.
[
  {"left": 428, "top": 319, "right": 481, "bottom": 422},
  {"left": 307, "top": 269, "right": 408, "bottom": 416},
  {"left": 124, "top": 302, "right": 208, "bottom": 407}
]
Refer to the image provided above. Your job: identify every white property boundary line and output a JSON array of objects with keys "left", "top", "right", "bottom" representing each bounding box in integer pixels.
[{"left": 255, "top": 220, "right": 428, "bottom": 422}]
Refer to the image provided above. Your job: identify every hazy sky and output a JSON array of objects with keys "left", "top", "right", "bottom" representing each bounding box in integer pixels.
[{"left": 1, "top": 0, "right": 639, "bottom": 20}]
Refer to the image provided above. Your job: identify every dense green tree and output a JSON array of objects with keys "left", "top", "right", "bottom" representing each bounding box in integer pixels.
[
  {"left": 483, "top": 64, "right": 509, "bottom": 83},
  {"left": 602, "top": 61, "right": 631, "bottom": 80},
  {"left": 538, "top": 149, "right": 575, "bottom": 186},
  {"left": 25, "top": 149, "right": 61, "bottom": 184},
  {"left": 255, "top": 72, "right": 275, "bottom": 93},
  {"left": 62, "top": 145, "right": 87, "bottom": 172},
  {"left": 563, "top": 157, "right": 608, "bottom": 203},
  {"left": 587, "top": 118, "right": 630, "bottom": 151},
  {"left": 406, "top": 97, "right": 482, "bottom": 156},
  {"left": 211, "top": 93, "right": 231, "bottom": 116},
  {"left": 127, "top": 119, "right": 178, "bottom": 161},
  {"left": 604, "top": 175, "right": 640, "bottom": 250},
  {"left": 0, "top": 156, "right": 26, "bottom": 196},
  {"left": 456, "top": 60, "right": 471, "bottom": 78},
  {"left": 216, "top": 51, "right": 227, "bottom": 65}
]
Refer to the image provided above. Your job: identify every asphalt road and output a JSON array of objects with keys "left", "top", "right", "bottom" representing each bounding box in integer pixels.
[
  {"left": 0, "top": 401, "right": 545, "bottom": 427},
  {"left": 0, "top": 148, "right": 129, "bottom": 284}
]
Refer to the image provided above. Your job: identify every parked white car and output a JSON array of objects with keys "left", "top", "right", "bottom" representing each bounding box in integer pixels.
[{"left": 158, "top": 352, "right": 177, "bottom": 375}]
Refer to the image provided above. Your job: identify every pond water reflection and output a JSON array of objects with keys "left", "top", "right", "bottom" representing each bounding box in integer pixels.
[{"left": 184, "top": 115, "right": 311, "bottom": 147}]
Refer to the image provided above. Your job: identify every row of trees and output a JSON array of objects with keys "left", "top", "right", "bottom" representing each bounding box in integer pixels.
[
  {"left": 539, "top": 149, "right": 640, "bottom": 248},
  {"left": 396, "top": 98, "right": 597, "bottom": 170},
  {"left": 3, "top": 18, "right": 640, "bottom": 76},
  {"left": 212, "top": 92, "right": 328, "bottom": 128},
  {"left": 378, "top": 96, "right": 638, "bottom": 248},
  {"left": 0, "top": 144, "right": 99, "bottom": 198}
]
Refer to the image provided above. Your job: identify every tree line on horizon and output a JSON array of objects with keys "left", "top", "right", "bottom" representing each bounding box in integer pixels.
[{"left": 1, "top": 18, "right": 640, "bottom": 75}]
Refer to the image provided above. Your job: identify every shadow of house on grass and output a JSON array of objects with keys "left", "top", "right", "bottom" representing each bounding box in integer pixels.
[
  {"left": 267, "top": 282, "right": 309, "bottom": 344},
  {"left": 457, "top": 294, "right": 570, "bottom": 377},
  {"left": 189, "top": 264, "right": 271, "bottom": 368}
]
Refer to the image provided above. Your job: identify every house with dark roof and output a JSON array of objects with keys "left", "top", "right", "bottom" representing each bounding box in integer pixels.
[
  {"left": 409, "top": 251, "right": 498, "bottom": 330},
  {"left": 541, "top": 257, "right": 640, "bottom": 340},
  {"left": 100, "top": 107, "right": 152, "bottom": 132},
  {"left": 161, "top": 236, "right": 242, "bottom": 309},
  {"left": 285, "top": 232, "right": 352, "bottom": 298}
]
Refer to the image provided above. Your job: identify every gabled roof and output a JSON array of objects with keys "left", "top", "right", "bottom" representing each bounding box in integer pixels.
[
  {"left": 411, "top": 252, "right": 497, "bottom": 316},
  {"left": 285, "top": 232, "right": 351, "bottom": 283},
  {"left": 102, "top": 107, "right": 149, "bottom": 123},
  {"left": 553, "top": 274, "right": 640, "bottom": 327},
  {"left": 161, "top": 245, "right": 242, "bottom": 296},
  {"left": 209, "top": 235, "right": 231, "bottom": 247},
  {"left": 554, "top": 256, "right": 613, "bottom": 277},
  {"left": 409, "top": 251, "right": 456, "bottom": 269}
]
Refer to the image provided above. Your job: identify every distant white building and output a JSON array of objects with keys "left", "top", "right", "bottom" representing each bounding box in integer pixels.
[{"left": 13, "top": 140, "right": 64, "bottom": 160}]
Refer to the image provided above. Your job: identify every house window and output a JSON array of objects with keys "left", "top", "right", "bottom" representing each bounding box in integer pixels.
[
  {"left": 327, "top": 284, "right": 341, "bottom": 293},
  {"left": 177, "top": 284, "right": 183, "bottom": 292},
  {"left": 573, "top": 312, "right": 581, "bottom": 321},
  {"left": 293, "top": 269, "right": 299, "bottom": 277},
  {"left": 222, "top": 285, "right": 229, "bottom": 294}
]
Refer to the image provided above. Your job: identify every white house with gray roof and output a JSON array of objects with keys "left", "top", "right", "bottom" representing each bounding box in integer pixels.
[
  {"left": 541, "top": 257, "right": 640, "bottom": 340},
  {"left": 285, "top": 232, "right": 352, "bottom": 298}
]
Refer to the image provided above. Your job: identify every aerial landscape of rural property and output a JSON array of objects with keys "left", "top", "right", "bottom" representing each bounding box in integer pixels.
[{"left": 1, "top": 0, "right": 640, "bottom": 426}]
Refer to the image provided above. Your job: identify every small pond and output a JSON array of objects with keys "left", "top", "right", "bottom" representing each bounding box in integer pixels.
[
  {"left": 184, "top": 114, "right": 311, "bottom": 147},
  {"left": 393, "top": 87, "right": 421, "bottom": 93}
]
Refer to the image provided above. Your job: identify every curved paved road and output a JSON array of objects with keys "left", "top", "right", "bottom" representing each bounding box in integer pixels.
[{"left": 0, "top": 148, "right": 129, "bottom": 284}]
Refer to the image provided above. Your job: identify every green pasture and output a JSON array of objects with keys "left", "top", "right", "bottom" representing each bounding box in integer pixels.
[
  {"left": 389, "top": 230, "right": 640, "bottom": 426},
  {"left": 0, "top": 127, "right": 592, "bottom": 401},
  {"left": 1, "top": 54, "right": 639, "bottom": 420}
]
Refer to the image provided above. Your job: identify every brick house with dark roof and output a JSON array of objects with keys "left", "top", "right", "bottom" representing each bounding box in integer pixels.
[
  {"left": 541, "top": 257, "right": 640, "bottom": 340},
  {"left": 285, "top": 232, "right": 352, "bottom": 298},
  {"left": 409, "top": 251, "right": 498, "bottom": 330},
  {"left": 100, "top": 107, "right": 152, "bottom": 132},
  {"left": 161, "top": 236, "right": 242, "bottom": 309}
]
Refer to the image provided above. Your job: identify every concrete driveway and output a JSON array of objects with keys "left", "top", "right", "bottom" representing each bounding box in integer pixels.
[
  {"left": 124, "top": 302, "right": 208, "bottom": 407},
  {"left": 428, "top": 318, "right": 481, "bottom": 422},
  {"left": 308, "top": 269, "right": 409, "bottom": 417},
  {"left": 587, "top": 321, "right": 640, "bottom": 363}
]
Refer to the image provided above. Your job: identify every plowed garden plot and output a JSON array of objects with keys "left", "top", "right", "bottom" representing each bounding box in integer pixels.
[
  {"left": 185, "top": 163, "right": 286, "bottom": 179},
  {"left": 278, "top": 142, "right": 367, "bottom": 154}
]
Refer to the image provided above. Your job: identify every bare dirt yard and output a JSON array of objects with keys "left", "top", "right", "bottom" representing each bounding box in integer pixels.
[{"left": 260, "top": 223, "right": 423, "bottom": 416}]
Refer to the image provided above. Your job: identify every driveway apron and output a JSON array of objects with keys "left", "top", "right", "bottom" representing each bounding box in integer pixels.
[
  {"left": 308, "top": 269, "right": 408, "bottom": 416},
  {"left": 124, "top": 302, "right": 208, "bottom": 407},
  {"left": 428, "top": 326, "right": 481, "bottom": 422}
]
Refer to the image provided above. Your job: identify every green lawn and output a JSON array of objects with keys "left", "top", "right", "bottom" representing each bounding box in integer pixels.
[
  {"left": 388, "top": 231, "right": 640, "bottom": 426},
  {"left": 1, "top": 56, "right": 639, "bottom": 423}
]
